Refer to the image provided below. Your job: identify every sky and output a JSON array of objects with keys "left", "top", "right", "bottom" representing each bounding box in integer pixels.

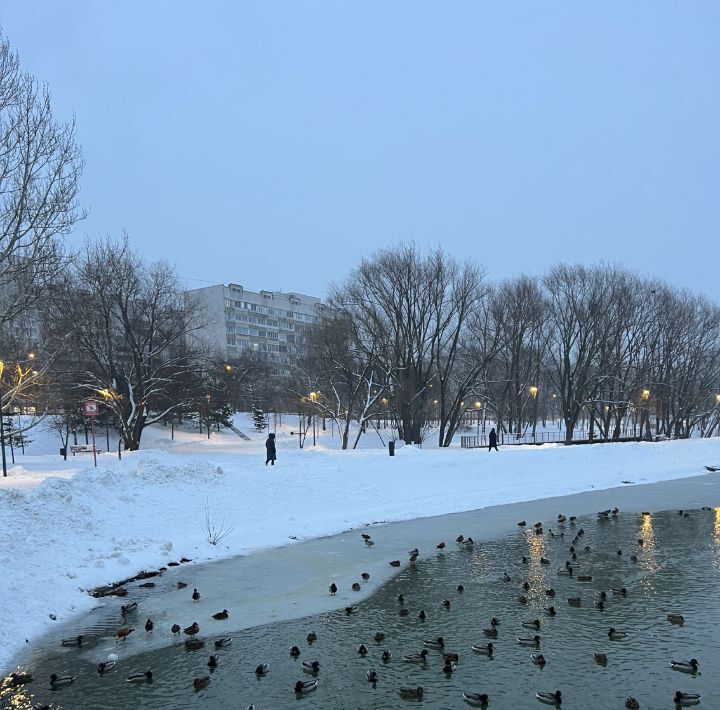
[{"left": 2, "top": 2, "right": 719, "bottom": 301}]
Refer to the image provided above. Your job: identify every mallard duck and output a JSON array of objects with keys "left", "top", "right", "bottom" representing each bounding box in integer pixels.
[
  {"left": 442, "top": 661, "right": 456, "bottom": 673},
  {"left": 417, "top": 610, "right": 427, "bottom": 620},
  {"left": 361, "top": 572, "right": 370, "bottom": 581},
  {"left": 463, "top": 692, "right": 490, "bottom": 706},
  {"left": 306, "top": 631, "right": 317, "bottom": 643},
  {"left": 212, "top": 610, "right": 229, "bottom": 620},
  {"left": 611, "top": 587, "right": 627, "bottom": 596},
  {"left": 352, "top": 583, "right": 361, "bottom": 592},
  {"left": 557, "top": 568, "right": 573, "bottom": 576},
  {"left": 673, "top": 691, "right": 701, "bottom": 705},
  {"left": 294, "top": 679, "right": 318, "bottom": 693},
  {"left": 593, "top": 653, "right": 607, "bottom": 664},
  {"left": 254, "top": 663, "right": 269, "bottom": 676},
  {"left": 491, "top": 617, "right": 501, "bottom": 626},
  {"left": 608, "top": 628, "right": 628, "bottom": 640},
  {"left": 424, "top": 636, "right": 445, "bottom": 649},
  {"left": 595, "top": 601, "right": 605, "bottom": 610},
  {"left": 177, "top": 581, "right": 188, "bottom": 589},
  {"left": 49, "top": 673, "right": 76, "bottom": 688},
  {"left": 523, "top": 619, "right": 541, "bottom": 629},
  {"left": 7, "top": 671, "right": 33, "bottom": 686},
  {"left": 403, "top": 649, "right": 429, "bottom": 662},
  {"left": 670, "top": 659, "right": 699, "bottom": 673},
  {"left": 557, "top": 514, "right": 567, "bottom": 523},
  {"left": 456, "top": 534, "right": 465, "bottom": 542},
  {"left": 519, "top": 595, "right": 529, "bottom": 604},
  {"left": 290, "top": 645, "right": 301, "bottom": 657},
  {"left": 390, "top": 560, "right": 401, "bottom": 567},
  {"left": 345, "top": 605, "right": 359, "bottom": 615},
  {"left": 472, "top": 642, "right": 494, "bottom": 656},
  {"left": 442, "top": 599, "right": 452, "bottom": 608},
  {"left": 567, "top": 598, "right": 581, "bottom": 607},
  {"left": 301, "top": 660, "right": 320, "bottom": 674},
  {"left": 358, "top": 644, "right": 368, "bottom": 655},
  {"left": 215, "top": 637, "right": 232, "bottom": 649},
  {"left": 207, "top": 654, "right": 219, "bottom": 669},
  {"left": 193, "top": 676, "right": 211, "bottom": 690},
  {"left": 171, "top": 624, "right": 181, "bottom": 635},
  {"left": 518, "top": 635, "right": 541, "bottom": 646},
  {"left": 534, "top": 521, "right": 543, "bottom": 529},
  {"left": 518, "top": 520, "right": 527, "bottom": 527},
  {"left": 183, "top": 622, "right": 199, "bottom": 637},
  {"left": 364, "top": 669, "right": 377, "bottom": 683},
  {"left": 116, "top": 625, "right": 134, "bottom": 640},
  {"left": 483, "top": 627, "right": 498, "bottom": 638},
  {"left": 397, "top": 593, "right": 405, "bottom": 604},
  {"left": 126, "top": 671, "right": 153, "bottom": 682},
  {"left": 523, "top": 581, "right": 531, "bottom": 590},
  {"left": 408, "top": 547, "right": 419, "bottom": 556},
  {"left": 361, "top": 533, "right": 371, "bottom": 541},
  {"left": 382, "top": 650, "right": 392, "bottom": 662},
  {"left": 437, "top": 542, "right": 446, "bottom": 549},
  {"left": 625, "top": 697, "right": 640, "bottom": 709},
  {"left": 143, "top": 618, "right": 154, "bottom": 633},
  {"left": 596, "top": 591, "right": 607, "bottom": 600},
  {"left": 399, "top": 686, "right": 424, "bottom": 699},
  {"left": 544, "top": 606, "right": 556, "bottom": 616},
  {"left": 365, "top": 539, "right": 375, "bottom": 547},
  {"left": 443, "top": 652, "right": 459, "bottom": 663},
  {"left": 577, "top": 575, "right": 592, "bottom": 582},
  {"left": 329, "top": 583, "right": 337, "bottom": 594},
  {"left": 540, "top": 557, "right": 551, "bottom": 565},
  {"left": 597, "top": 510, "right": 611, "bottom": 519},
  {"left": 98, "top": 660, "right": 116, "bottom": 674},
  {"left": 60, "top": 635, "right": 84, "bottom": 647},
  {"left": 457, "top": 584, "right": 465, "bottom": 593},
  {"left": 523, "top": 556, "right": 529, "bottom": 563},
  {"left": 121, "top": 602, "right": 138, "bottom": 615},
  {"left": 545, "top": 589, "right": 556, "bottom": 597},
  {"left": 535, "top": 527, "right": 544, "bottom": 535},
  {"left": 399, "top": 607, "right": 410, "bottom": 616},
  {"left": 667, "top": 614, "right": 685, "bottom": 625},
  {"left": 503, "top": 572, "right": 512, "bottom": 582},
  {"left": 185, "top": 638, "right": 205, "bottom": 650},
  {"left": 531, "top": 653, "right": 547, "bottom": 665},
  {"left": 192, "top": 589, "right": 201, "bottom": 602},
  {"left": 536, "top": 690, "right": 562, "bottom": 704},
  {"left": 612, "top": 507, "right": 619, "bottom": 515}
]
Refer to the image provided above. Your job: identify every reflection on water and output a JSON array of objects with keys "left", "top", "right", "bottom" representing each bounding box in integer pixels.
[{"left": 4, "top": 509, "right": 720, "bottom": 709}]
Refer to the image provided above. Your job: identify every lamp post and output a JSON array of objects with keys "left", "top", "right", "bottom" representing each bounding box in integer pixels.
[
  {"left": 309, "top": 391, "right": 317, "bottom": 446},
  {"left": 529, "top": 386, "right": 538, "bottom": 442},
  {"left": 641, "top": 389, "right": 650, "bottom": 440},
  {"left": 474, "top": 401, "right": 482, "bottom": 437}
]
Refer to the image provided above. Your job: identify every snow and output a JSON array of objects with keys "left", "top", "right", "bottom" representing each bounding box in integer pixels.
[{"left": 1, "top": 415, "right": 719, "bottom": 672}]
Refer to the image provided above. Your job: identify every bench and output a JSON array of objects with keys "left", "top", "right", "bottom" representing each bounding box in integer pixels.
[{"left": 70, "top": 445, "right": 103, "bottom": 455}]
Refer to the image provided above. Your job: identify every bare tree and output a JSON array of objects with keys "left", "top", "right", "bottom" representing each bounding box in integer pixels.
[{"left": 47, "top": 236, "right": 206, "bottom": 450}]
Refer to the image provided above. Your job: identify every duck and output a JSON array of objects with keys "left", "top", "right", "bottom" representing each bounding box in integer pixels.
[
  {"left": 307, "top": 631, "right": 317, "bottom": 643},
  {"left": 417, "top": 610, "right": 427, "bottom": 620},
  {"left": 367, "top": 670, "right": 378, "bottom": 683},
  {"left": 192, "top": 589, "right": 201, "bottom": 602},
  {"left": 608, "top": 628, "right": 628, "bottom": 639},
  {"left": 531, "top": 653, "right": 547, "bottom": 665},
  {"left": 215, "top": 637, "right": 232, "bottom": 649},
  {"left": 7, "top": 671, "right": 33, "bottom": 687},
  {"left": 177, "top": 581, "right": 188, "bottom": 589},
  {"left": 424, "top": 636, "right": 445, "bottom": 649},
  {"left": 519, "top": 595, "right": 529, "bottom": 604},
  {"left": 399, "top": 607, "right": 410, "bottom": 616},
  {"left": 463, "top": 692, "right": 490, "bottom": 706},
  {"left": 352, "top": 582, "right": 361, "bottom": 592},
  {"left": 408, "top": 548, "right": 419, "bottom": 556},
  {"left": 116, "top": 625, "right": 134, "bottom": 640},
  {"left": 577, "top": 575, "right": 593, "bottom": 582},
  {"left": 557, "top": 514, "right": 567, "bottom": 523},
  {"left": 403, "top": 649, "right": 429, "bottom": 662},
  {"left": 630, "top": 555, "right": 638, "bottom": 563},
  {"left": 254, "top": 663, "right": 269, "bottom": 676},
  {"left": 121, "top": 602, "right": 138, "bottom": 615},
  {"left": 212, "top": 610, "right": 229, "bottom": 620},
  {"left": 593, "top": 653, "right": 608, "bottom": 664},
  {"left": 545, "top": 588, "right": 556, "bottom": 597},
  {"left": 207, "top": 654, "right": 219, "bottom": 669},
  {"left": 144, "top": 618, "right": 153, "bottom": 632},
  {"left": 126, "top": 671, "right": 153, "bottom": 682},
  {"left": 534, "top": 521, "right": 543, "bottom": 529},
  {"left": 597, "top": 510, "right": 611, "bottom": 519},
  {"left": 617, "top": 549, "right": 623, "bottom": 556},
  {"left": 567, "top": 598, "right": 581, "bottom": 607},
  {"left": 193, "top": 676, "right": 211, "bottom": 690},
  {"left": 329, "top": 583, "right": 337, "bottom": 594},
  {"left": 443, "top": 652, "right": 459, "bottom": 662},
  {"left": 185, "top": 638, "right": 205, "bottom": 650},
  {"left": 670, "top": 659, "right": 699, "bottom": 673},
  {"left": 518, "top": 635, "right": 541, "bottom": 646},
  {"left": 437, "top": 542, "right": 446, "bottom": 549},
  {"left": 518, "top": 521, "right": 527, "bottom": 527},
  {"left": 358, "top": 644, "right": 368, "bottom": 655},
  {"left": 667, "top": 614, "right": 685, "bottom": 625},
  {"left": 294, "top": 679, "right": 318, "bottom": 693},
  {"left": 397, "top": 593, "right": 405, "bottom": 604},
  {"left": 673, "top": 691, "right": 701, "bottom": 705},
  {"left": 523, "top": 556, "right": 529, "bottom": 564},
  {"left": 60, "top": 635, "right": 84, "bottom": 647},
  {"left": 540, "top": 557, "right": 551, "bottom": 565},
  {"left": 491, "top": 617, "right": 501, "bottom": 626},
  {"left": 503, "top": 572, "right": 512, "bottom": 582},
  {"left": 361, "top": 533, "right": 371, "bottom": 541},
  {"left": 483, "top": 627, "right": 498, "bottom": 638},
  {"left": 442, "top": 599, "right": 452, "bottom": 608},
  {"left": 399, "top": 686, "right": 424, "bottom": 700},
  {"left": 290, "top": 645, "right": 301, "bottom": 657},
  {"left": 557, "top": 568, "right": 573, "bottom": 576},
  {"left": 183, "top": 622, "right": 199, "bottom": 637},
  {"left": 544, "top": 606, "right": 557, "bottom": 616},
  {"left": 596, "top": 591, "right": 607, "bottom": 600},
  {"left": 301, "top": 660, "right": 320, "bottom": 674},
  {"left": 98, "top": 661, "right": 116, "bottom": 674},
  {"left": 49, "top": 673, "right": 76, "bottom": 688},
  {"left": 456, "top": 534, "right": 465, "bottom": 542},
  {"left": 457, "top": 584, "right": 465, "bottom": 593},
  {"left": 382, "top": 650, "right": 392, "bottom": 662},
  {"left": 625, "top": 698, "right": 640, "bottom": 709},
  {"left": 442, "top": 661, "right": 456, "bottom": 673},
  {"left": 345, "top": 605, "right": 359, "bottom": 615},
  {"left": 462, "top": 536, "right": 475, "bottom": 545},
  {"left": 389, "top": 560, "right": 401, "bottom": 567},
  {"left": 595, "top": 601, "right": 605, "bottom": 610},
  {"left": 171, "top": 624, "right": 181, "bottom": 635},
  {"left": 361, "top": 572, "right": 370, "bottom": 581},
  {"left": 472, "top": 642, "right": 494, "bottom": 656},
  {"left": 365, "top": 539, "right": 375, "bottom": 547},
  {"left": 523, "top": 581, "right": 531, "bottom": 590},
  {"left": 611, "top": 587, "right": 628, "bottom": 596},
  {"left": 536, "top": 690, "right": 562, "bottom": 705},
  {"left": 523, "top": 619, "right": 541, "bottom": 629}
]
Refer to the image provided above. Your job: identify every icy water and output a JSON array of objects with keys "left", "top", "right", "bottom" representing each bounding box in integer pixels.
[{"left": 4, "top": 508, "right": 720, "bottom": 709}]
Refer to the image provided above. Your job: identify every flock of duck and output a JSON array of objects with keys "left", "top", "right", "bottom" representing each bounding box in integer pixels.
[{"left": 3, "top": 506, "right": 710, "bottom": 708}]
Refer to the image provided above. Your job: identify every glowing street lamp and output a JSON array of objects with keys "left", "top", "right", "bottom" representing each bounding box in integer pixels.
[
  {"left": 529, "top": 386, "right": 539, "bottom": 441},
  {"left": 474, "top": 401, "right": 482, "bottom": 436},
  {"left": 715, "top": 394, "right": 720, "bottom": 405}
]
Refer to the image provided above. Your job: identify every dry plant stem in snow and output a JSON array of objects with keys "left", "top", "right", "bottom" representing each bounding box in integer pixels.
[{"left": 203, "top": 502, "right": 236, "bottom": 545}]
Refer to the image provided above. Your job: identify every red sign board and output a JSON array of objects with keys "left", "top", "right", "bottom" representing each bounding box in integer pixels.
[{"left": 82, "top": 400, "right": 100, "bottom": 416}]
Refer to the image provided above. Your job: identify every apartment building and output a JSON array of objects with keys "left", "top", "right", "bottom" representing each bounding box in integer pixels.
[{"left": 189, "top": 283, "right": 325, "bottom": 369}]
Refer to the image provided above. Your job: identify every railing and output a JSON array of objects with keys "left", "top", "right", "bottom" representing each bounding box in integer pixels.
[{"left": 461, "top": 430, "right": 644, "bottom": 448}]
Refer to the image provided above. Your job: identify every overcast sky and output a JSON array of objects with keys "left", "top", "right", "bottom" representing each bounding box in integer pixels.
[{"left": 3, "top": 2, "right": 719, "bottom": 300}]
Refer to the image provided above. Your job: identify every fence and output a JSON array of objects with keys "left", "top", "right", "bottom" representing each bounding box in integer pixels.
[{"left": 461, "top": 430, "right": 645, "bottom": 448}]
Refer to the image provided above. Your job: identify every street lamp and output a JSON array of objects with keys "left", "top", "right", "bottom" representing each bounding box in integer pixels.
[
  {"left": 641, "top": 389, "right": 650, "bottom": 439},
  {"left": 529, "top": 386, "right": 538, "bottom": 442},
  {"left": 474, "top": 401, "right": 482, "bottom": 437},
  {"left": 309, "top": 392, "right": 317, "bottom": 446}
]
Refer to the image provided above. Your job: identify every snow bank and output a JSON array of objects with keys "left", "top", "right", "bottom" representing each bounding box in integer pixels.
[{"left": 1, "top": 434, "right": 719, "bottom": 672}]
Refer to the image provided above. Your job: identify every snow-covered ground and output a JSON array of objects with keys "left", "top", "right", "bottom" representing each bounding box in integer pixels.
[{"left": 1, "top": 414, "right": 719, "bottom": 673}]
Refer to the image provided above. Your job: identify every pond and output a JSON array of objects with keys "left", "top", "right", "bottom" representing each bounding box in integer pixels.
[{"left": 3, "top": 507, "right": 719, "bottom": 709}]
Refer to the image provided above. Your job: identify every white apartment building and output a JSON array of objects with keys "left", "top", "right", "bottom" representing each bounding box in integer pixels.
[{"left": 189, "top": 283, "right": 325, "bottom": 368}]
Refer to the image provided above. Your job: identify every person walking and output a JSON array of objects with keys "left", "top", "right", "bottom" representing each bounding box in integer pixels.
[
  {"left": 488, "top": 427, "right": 499, "bottom": 452},
  {"left": 265, "top": 432, "right": 277, "bottom": 466}
]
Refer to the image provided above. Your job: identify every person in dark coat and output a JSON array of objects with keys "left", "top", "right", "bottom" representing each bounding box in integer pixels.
[
  {"left": 488, "top": 428, "right": 499, "bottom": 452},
  {"left": 265, "top": 432, "right": 276, "bottom": 465}
]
